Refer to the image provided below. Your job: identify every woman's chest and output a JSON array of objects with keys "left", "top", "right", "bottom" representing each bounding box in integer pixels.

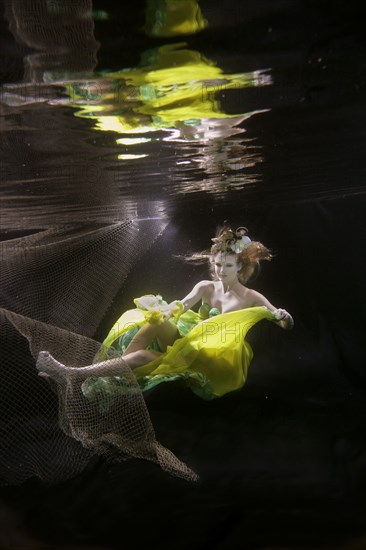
[{"left": 205, "top": 288, "right": 253, "bottom": 313}]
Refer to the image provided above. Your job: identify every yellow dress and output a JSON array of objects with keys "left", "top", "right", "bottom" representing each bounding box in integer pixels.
[{"left": 85, "top": 296, "right": 277, "bottom": 401}]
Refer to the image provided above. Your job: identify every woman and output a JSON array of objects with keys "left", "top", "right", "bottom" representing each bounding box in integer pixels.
[{"left": 38, "top": 226, "right": 293, "bottom": 400}]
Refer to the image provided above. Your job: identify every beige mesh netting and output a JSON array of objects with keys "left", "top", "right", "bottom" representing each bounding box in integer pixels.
[
  {"left": 0, "top": 221, "right": 199, "bottom": 485},
  {"left": 4, "top": 0, "right": 100, "bottom": 81}
]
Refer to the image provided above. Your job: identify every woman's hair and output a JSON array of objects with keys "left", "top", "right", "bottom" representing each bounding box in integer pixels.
[
  {"left": 183, "top": 225, "right": 273, "bottom": 284},
  {"left": 210, "top": 225, "right": 273, "bottom": 283}
]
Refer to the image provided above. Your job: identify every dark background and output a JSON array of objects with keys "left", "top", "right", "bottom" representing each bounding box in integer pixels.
[{"left": 1, "top": 1, "right": 366, "bottom": 549}]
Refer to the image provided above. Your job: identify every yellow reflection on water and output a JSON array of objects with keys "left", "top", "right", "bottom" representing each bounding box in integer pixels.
[
  {"left": 144, "top": 0, "right": 207, "bottom": 36},
  {"left": 69, "top": 42, "right": 271, "bottom": 148},
  {"left": 0, "top": 0, "right": 270, "bottom": 200},
  {"left": 60, "top": 0, "right": 271, "bottom": 161},
  {"left": 118, "top": 154, "right": 149, "bottom": 160}
]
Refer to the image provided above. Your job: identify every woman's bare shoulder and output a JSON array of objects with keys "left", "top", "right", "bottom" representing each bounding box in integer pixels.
[
  {"left": 181, "top": 280, "right": 215, "bottom": 308},
  {"left": 245, "top": 288, "right": 274, "bottom": 309},
  {"left": 194, "top": 279, "right": 215, "bottom": 289},
  {"left": 194, "top": 280, "right": 216, "bottom": 298}
]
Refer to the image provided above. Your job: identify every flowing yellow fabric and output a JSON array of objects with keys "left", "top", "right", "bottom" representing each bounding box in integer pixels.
[
  {"left": 94, "top": 304, "right": 276, "bottom": 400},
  {"left": 135, "top": 307, "right": 275, "bottom": 398}
]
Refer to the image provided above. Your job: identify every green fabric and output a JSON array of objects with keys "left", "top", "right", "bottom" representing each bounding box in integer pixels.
[{"left": 87, "top": 299, "right": 277, "bottom": 402}]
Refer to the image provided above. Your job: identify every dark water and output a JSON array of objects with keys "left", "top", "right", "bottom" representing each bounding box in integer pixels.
[{"left": 1, "top": 1, "right": 366, "bottom": 549}]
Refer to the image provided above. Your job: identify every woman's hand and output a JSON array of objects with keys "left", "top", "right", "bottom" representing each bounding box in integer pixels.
[
  {"left": 167, "top": 300, "right": 184, "bottom": 319},
  {"left": 273, "top": 308, "right": 294, "bottom": 330}
]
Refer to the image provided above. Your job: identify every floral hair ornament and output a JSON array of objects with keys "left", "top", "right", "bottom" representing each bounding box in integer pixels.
[{"left": 212, "top": 226, "right": 252, "bottom": 254}]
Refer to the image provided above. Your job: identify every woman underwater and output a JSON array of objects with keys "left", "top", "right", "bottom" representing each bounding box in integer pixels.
[{"left": 37, "top": 225, "right": 293, "bottom": 401}]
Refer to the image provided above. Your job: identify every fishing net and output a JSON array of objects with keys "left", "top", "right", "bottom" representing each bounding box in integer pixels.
[
  {"left": 0, "top": 221, "right": 199, "bottom": 486},
  {"left": 4, "top": 0, "right": 100, "bottom": 81}
]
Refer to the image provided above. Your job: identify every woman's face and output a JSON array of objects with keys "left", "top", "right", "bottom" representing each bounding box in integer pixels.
[{"left": 214, "top": 252, "right": 241, "bottom": 282}]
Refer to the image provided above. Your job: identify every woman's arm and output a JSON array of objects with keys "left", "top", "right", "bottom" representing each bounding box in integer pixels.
[
  {"left": 179, "top": 280, "right": 213, "bottom": 312},
  {"left": 250, "top": 290, "right": 294, "bottom": 330}
]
